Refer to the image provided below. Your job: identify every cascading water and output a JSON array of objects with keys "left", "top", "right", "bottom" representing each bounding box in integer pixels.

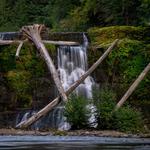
[
  {"left": 57, "top": 34, "right": 97, "bottom": 128},
  {"left": 57, "top": 34, "right": 94, "bottom": 98},
  {"left": 16, "top": 34, "right": 97, "bottom": 130}
]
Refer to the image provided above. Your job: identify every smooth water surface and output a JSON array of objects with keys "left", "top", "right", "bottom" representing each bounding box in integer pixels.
[{"left": 0, "top": 136, "right": 149, "bottom": 150}]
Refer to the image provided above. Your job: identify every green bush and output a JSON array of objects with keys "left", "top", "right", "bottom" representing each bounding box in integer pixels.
[
  {"left": 64, "top": 94, "right": 90, "bottom": 129},
  {"left": 93, "top": 86, "right": 116, "bottom": 129},
  {"left": 113, "top": 107, "right": 144, "bottom": 133},
  {"left": 93, "top": 86, "right": 145, "bottom": 133}
]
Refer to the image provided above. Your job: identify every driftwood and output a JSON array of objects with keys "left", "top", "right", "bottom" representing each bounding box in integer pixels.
[
  {"left": 16, "top": 39, "right": 119, "bottom": 128},
  {"left": 0, "top": 40, "right": 79, "bottom": 46},
  {"left": 20, "top": 24, "right": 67, "bottom": 102},
  {"left": 115, "top": 62, "right": 150, "bottom": 111},
  {"left": 15, "top": 41, "right": 24, "bottom": 58},
  {"left": 43, "top": 40, "right": 79, "bottom": 46}
]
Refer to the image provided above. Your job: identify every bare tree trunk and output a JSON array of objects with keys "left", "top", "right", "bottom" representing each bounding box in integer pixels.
[
  {"left": 21, "top": 24, "right": 67, "bottom": 102},
  {"left": 0, "top": 40, "right": 79, "bottom": 46},
  {"left": 16, "top": 39, "right": 119, "bottom": 128},
  {"left": 115, "top": 62, "right": 150, "bottom": 111}
]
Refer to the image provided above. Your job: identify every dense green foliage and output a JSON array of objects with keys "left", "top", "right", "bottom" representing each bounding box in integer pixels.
[
  {"left": 0, "top": 43, "right": 55, "bottom": 110},
  {"left": 0, "top": 0, "right": 150, "bottom": 31},
  {"left": 88, "top": 26, "right": 150, "bottom": 101},
  {"left": 93, "top": 87, "right": 145, "bottom": 133},
  {"left": 64, "top": 95, "right": 90, "bottom": 129},
  {"left": 64, "top": 90, "right": 145, "bottom": 133},
  {"left": 93, "top": 87, "right": 116, "bottom": 129}
]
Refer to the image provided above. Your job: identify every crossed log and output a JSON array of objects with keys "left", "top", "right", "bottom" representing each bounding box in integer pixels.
[{"left": 16, "top": 38, "right": 119, "bottom": 128}]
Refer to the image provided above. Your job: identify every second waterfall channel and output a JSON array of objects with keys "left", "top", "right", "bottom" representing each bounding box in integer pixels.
[{"left": 16, "top": 34, "right": 97, "bottom": 130}]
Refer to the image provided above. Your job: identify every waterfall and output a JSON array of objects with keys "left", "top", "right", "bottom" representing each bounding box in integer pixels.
[
  {"left": 16, "top": 34, "right": 97, "bottom": 130},
  {"left": 57, "top": 34, "right": 97, "bottom": 128},
  {"left": 57, "top": 34, "right": 94, "bottom": 98}
]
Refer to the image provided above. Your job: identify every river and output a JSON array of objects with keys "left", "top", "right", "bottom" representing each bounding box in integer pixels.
[{"left": 0, "top": 136, "right": 149, "bottom": 150}]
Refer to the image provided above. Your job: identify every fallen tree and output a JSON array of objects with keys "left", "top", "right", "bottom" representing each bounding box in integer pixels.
[
  {"left": 20, "top": 24, "right": 67, "bottom": 102},
  {"left": 16, "top": 39, "right": 119, "bottom": 128},
  {"left": 114, "top": 62, "right": 150, "bottom": 111},
  {"left": 0, "top": 39, "right": 79, "bottom": 46}
]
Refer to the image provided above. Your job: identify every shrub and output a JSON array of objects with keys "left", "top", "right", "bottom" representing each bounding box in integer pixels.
[
  {"left": 113, "top": 107, "right": 144, "bottom": 133},
  {"left": 93, "top": 86, "right": 116, "bottom": 129},
  {"left": 64, "top": 94, "right": 90, "bottom": 129},
  {"left": 93, "top": 86, "right": 145, "bottom": 133}
]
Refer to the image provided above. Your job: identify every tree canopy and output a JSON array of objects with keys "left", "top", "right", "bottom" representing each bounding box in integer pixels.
[{"left": 0, "top": 0, "right": 150, "bottom": 31}]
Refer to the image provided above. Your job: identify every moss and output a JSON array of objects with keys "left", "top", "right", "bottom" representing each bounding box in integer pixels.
[
  {"left": 0, "top": 41, "right": 56, "bottom": 110},
  {"left": 0, "top": 44, "right": 18, "bottom": 72},
  {"left": 88, "top": 25, "right": 150, "bottom": 104},
  {"left": 88, "top": 26, "right": 147, "bottom": 46},
  {"left": 53, "top": 130, "right": 67, "bottom": 136},
  {"left": 6, "top": 70, "right": 32, "bottom": 106},
  {"left": 45, "top": 44, "right": 56, "bottom": 54}
]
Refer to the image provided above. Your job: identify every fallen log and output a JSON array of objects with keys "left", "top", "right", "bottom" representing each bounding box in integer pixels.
[
  {"left": 0, "top": 40, "right": 79, "bottom": 46},
  {"left": 21, "top": 24, "right": 67, "bottom": 102},
  {"left": 114, "top": 62, "right": 150, "bottom": 111},
  {"left": 16, "top": 39, "right": 119, "bottom": 128},
  {"left": 0, "top": 40, "right": 21, "bottom": 45},
  {"left": 43, "top": 40, "right": 79, "bottom": 46}
]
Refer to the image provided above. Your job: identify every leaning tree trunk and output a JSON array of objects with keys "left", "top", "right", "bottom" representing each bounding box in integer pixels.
[
  {"left": 16, "top": 39, "right": 119, "bottom": 128},
  {"left": 21, "top": 24, "right": 67, "bottom": 102},
  {"left": 114, "top": 62, "right": 150, "bottom": 111}
]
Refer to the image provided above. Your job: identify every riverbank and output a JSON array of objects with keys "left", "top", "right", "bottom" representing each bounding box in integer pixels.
[{"left": 0, "top": 129, "right": 149, "bottom": 138}]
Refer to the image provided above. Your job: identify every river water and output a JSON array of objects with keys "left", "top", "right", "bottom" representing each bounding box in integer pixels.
[{"left": 0, "top": 136, "right": 149, "bottom": 150}]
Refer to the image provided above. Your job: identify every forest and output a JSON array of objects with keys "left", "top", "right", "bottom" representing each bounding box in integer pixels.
[
  {"left": 0, "top": 0, "right": 150, "bottom": 133},
  {"left": 0, "top": 0, "right": 150, "bottom": 31}
]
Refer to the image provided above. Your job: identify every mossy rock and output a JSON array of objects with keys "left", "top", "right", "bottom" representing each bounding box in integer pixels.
[{"left": 88, "top": 26, "right": 150, "bottom": 46}]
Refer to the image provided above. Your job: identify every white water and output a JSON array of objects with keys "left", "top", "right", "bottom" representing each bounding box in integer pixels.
[
  {"left": 57, "top": 34, "right": 94, "bottom": 98},
  {"left": 57, "top": 34, "right": 97, "bottom": 129},
  {"left": 16, "top": 34, "right": 97, "bottom": 130}
]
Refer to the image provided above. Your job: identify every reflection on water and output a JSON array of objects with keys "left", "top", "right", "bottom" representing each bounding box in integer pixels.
[{"left": 0, "top": 136, "right": 149, "bottom": 150}]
